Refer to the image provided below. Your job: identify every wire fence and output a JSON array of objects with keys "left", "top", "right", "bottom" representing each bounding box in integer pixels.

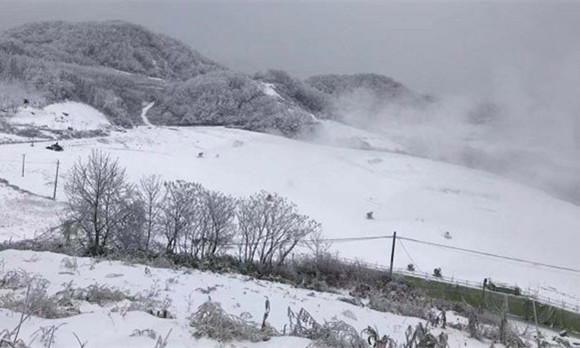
[
  {"left": 0, "top": 153, "right": 61, "bottom": 199},
  {"left": 334, "top": 254, "right": 580, "bottom": 314}
]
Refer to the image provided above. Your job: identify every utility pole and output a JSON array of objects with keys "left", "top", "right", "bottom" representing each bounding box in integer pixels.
[
  {"left": 52, "top": 160, "right": 60, "bottom": 200},
  {"left": 389, "top": 231, "right": 397, "bottom": 278},
  {"left": 532, "top": 298, "right": 541, "bottom": 348},
  {"left": 21, "top": 154, "right": 25, "bottom": 177}
]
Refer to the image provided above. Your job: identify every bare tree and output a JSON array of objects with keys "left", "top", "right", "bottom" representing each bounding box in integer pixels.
[
  {"left": 64, "top": 150, "right": 132, "bottom": 255},
  {"left": 237, "top": 194, "right": 269, "bottom": 264},
  {"left": 199, "top": 189, "right": 236, "bottom": 259},
  {"left": 237, "top": 191, "right": 320, "bottom": 267},
  {"left": 159, "top": 181, "right": 201, "bottom": 254},
  {"left": 138, "top": 175, "right": 163, "bottom": 252},
  {"left": 111, "top": 186, "right": 147, "bottom": 253}
]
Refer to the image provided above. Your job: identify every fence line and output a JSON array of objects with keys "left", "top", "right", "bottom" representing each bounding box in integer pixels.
[{"left": 333, "top": 255, "right": 580, "bottom": 314}]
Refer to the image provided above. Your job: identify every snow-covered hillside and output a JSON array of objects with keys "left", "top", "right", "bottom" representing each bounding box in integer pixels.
[
  {"left": 0, "top": 249, "right": 545, "bottom": 348},
  {"left": 0, "top": 116, "right": 579, "bottom": 307}
]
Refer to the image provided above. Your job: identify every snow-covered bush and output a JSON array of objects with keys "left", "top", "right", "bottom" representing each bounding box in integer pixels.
[
  {"left": 403, "top": 322, "right": 445, "bottom": 348},
  {"left": 0, "top": 278, "right": 79, "bottom": 319},
  {"left": 286, "top": 307, "right": 367, "bottom": 348},
  {"left": 68, "top": 283, "right": 132, "bottom": 305},
  {"left": 190, "top": 300, "right": 273, "bottom": 342}
]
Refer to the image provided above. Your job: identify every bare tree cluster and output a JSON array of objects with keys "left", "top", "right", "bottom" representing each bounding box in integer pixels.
[
  {"left": 237, "top": 191, "right": 321, "bottom": 267},
  {"left": 63, "top": 151, "right": 320, "bottom": 267}
]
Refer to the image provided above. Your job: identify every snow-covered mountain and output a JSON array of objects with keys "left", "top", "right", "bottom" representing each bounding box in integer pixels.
[{"left": 0, "top": 19, "right": 579, "bottom": 348}]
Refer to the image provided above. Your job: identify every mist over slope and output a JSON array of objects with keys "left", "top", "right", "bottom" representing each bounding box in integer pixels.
[{"left": 318, "top": 78, "right": 580, "bottom": 204}]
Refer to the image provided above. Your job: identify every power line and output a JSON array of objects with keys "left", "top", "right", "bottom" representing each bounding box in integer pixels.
[
  {"left": 399, "top": 236, "right": 580, "bottom": 275},
  {"left": 398, "top": 238, "right": 422, "bottom": 273},
  {"left": 308, "top": 235, "right": 393, "bottom": 244}
]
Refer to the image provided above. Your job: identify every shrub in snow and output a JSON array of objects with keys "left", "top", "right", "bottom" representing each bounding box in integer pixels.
[
  {"left": 368, "top": 292, "right": 425, "bottom": 320},
  {"left": 69, "top": 283, "right": 132, "bottom": 305},
  {"left": 130, "top": 329, "right": 157, "bottom": 340},
  {"left": 0, "top": 270, "right": 36, "bottom": 290},
  {"left": 0, "top": 278, "right": 79, "bottom": 319},
  {"left": 190, "top": 300, "right": 273, "bottom": 342},
  {"left": 433, "top": 268, "right": 442, "bottom": 278},
  {"left": 403, "top": 322, "right": 443, "bottom": 347},
  {"left": 286, "top": 307, "right": 367, "bottom": 348},
  {"left": 30, "top": 323, "right": 66, "bottom": 348},
  {"left": 361, "top": 326, "right": 397, "bottom": 348}
]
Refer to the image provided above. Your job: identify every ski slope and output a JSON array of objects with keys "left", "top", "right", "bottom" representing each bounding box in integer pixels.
[{"left": 0, "top": 114, "right": 579, "bottom": 306}]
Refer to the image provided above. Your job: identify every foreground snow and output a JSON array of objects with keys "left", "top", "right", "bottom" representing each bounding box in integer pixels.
[
  {"left": 0, "top": 119, "right": 579, "bottom": 306},
  {"left": 0, "top": 249, "right": 500, "bottom": 347}
]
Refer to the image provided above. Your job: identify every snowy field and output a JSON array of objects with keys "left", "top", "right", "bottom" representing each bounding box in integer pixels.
[
  {"left": 0, "top": 103, "right": 579, "bottom": 308},
  {"left": 7, "top": 102, "right": 110, "bottom": 131}
]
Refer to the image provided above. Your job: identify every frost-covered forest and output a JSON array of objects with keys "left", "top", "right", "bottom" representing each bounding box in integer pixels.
[{"left": 0, "top": 21, "right": 424, "bottom": 135}]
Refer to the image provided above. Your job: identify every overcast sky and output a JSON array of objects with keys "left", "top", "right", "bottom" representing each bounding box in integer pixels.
[{"left": 1, "top": 0, "right": 579, "bottom": 97}]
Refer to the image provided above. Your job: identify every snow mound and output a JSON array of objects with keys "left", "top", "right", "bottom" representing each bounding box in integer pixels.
[{"left": 10, "top": 102, "right": 110, "bottom": 130}]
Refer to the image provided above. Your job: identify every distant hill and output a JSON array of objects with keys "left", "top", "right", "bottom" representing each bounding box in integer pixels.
[
  {"left": 0, "top": 21, "right": 320, "bottom": 134},
  {"left": 303, "top": 73, "right": 431, "bottom": 128},
  {"left": 0, "top": 21, "right": 223, "bottom": 80},
  {"left": 307, "top": 73, "right": 431, "bottom": 112},
  {"left": 0, "top": 21, "right": 426, "bottom": 136}
]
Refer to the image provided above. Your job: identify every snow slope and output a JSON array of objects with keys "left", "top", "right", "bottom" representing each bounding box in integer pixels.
[
  {"left": 0, "top": 184, "right": 61, "bottom": 241},
  {"left": 8, "top": 102, "right": 110, "bottom": 130},
  {"left": 0, "top": 249, "right": 511, "bottom": 348},
  {"left": 0, "top": 119, "right": 579, "bottom": 305},
  {"left": 141, "top": 102, "right": 155, "bottom": 127}
]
